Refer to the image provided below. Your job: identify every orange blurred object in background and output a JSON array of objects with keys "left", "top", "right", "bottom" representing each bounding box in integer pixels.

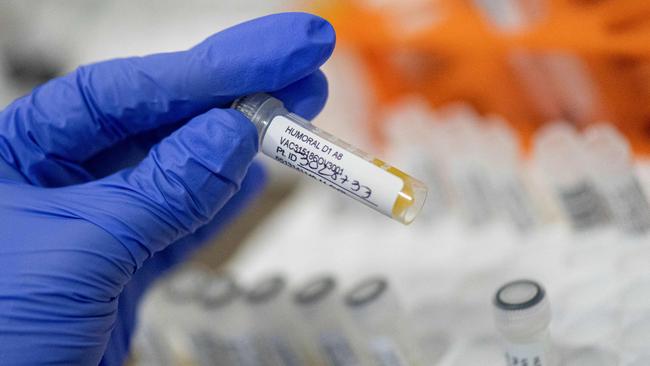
[{"left": 313, "top": 0, "right": 650, "bottom": 154}]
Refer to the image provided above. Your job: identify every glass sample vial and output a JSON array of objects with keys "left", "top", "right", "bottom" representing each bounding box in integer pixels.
[
  {"left": 191, "top": 274, "right": 247, "bottom": 366},
  {"left": 583, "top": 123, "right": 650, "bottom": 235},
  {"left": 233, "top": 93, "right": 427, "bottom": 224},
  {"left": 533, "top": 122, "right": 610, "bottom": 231},
  {"left": 245, "top": 275, "right": 311, "bottom": 366},
  {"left": 195, "top": 274, "right": 261, "bottom": 366},
  {"left": 344, "top": 277, "right": 425, "bottom": 366},
  {"left": 493, "top": 279, "right": 555, "bottom": 366},
  {"left": 293, "top": 275, "right": 372, "bottom": 366},
  {"left": 162, "top": 268, "right": 211, "bottom": 366}
]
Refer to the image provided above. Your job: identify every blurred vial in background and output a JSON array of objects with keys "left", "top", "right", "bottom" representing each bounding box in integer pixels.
[
  {"left": 134, "top": 269, "right": 205, "bottom": 366},
  {"left": 293, "top": 275, "right": 372, "bottom": 366},
  {"left": 493, "top": 279, "right": 556, "bottom": 366},
  {"left": 437, "top": 104, "right": 497, "bottom": 227},
  {"left": 534, "top": 123, "right": 624, "bottom": 282},
  {"left": 192, "top": 273, "right": 261, "bottom": 366},
  {"left": 382, "top": 98, "right": 451, "bottom": 223},
  {"left": 244, "top": 274, "right": 315, "bottom": 366},
  {"left": 483, "top": 117, "right": 540, "bottom": 232},
  {"left": 160, "top": 267, "right": 211, "bottom": 366},
  {"left": 583, "top": 123, "right": 650, "bottom": 236},
  {"left": 344, "top": 276, "right": 425, "bottom": 366},
  {"left": 533, "top": 122, "right": 611, "bottom": 232}
]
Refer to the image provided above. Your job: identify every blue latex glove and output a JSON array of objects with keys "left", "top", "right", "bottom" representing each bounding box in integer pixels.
[{"left": 0, "top": 12, "right": 335, "bottom": 365}]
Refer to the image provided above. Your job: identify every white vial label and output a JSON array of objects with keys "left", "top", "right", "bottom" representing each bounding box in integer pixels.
[
  {"left": 262, "top": 116, "right": 404, "bottom": 217},
  {"left": 505, "top": 342, "right": 547, "bottom": 366}
]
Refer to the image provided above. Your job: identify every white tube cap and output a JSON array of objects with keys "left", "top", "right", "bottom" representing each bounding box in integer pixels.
[{"left": 493, "top": 279, "right": 551, "bottom": 340}]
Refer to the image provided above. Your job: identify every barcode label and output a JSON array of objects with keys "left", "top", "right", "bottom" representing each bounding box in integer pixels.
[
  {"left": 558, "top": 181, "right": 610, "bottom": 230},
  {"left": 500, "top": 180, "right": 537, "bottom": 231},
  {"left": 607, "top": 177, "right": 650, "bottom": 234}
]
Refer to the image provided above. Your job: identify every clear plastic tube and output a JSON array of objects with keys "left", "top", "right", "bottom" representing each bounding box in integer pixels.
[
  {"left": 344, "top": 276, "right": 425, "bottom": 366},
  {"left": 233, "top": 94, "right": 427, "bottom": 225},
  {"left": 484, "top": 118, "right": 539, "bottom": 232},
  {"left": 382, "top": 99, "right": 449, "bottom": 221},
  {"left": 161, "top": 267, "right": 211, "bottom": 366},
  {"left": 583, "top": 124, "right": 650, "bottom": 235},
  {"left": 533, "top": 122, "right": 610, "bottom": 231},
  {"left": 493, "top": 279, "right": 556, "bottom": 366},
  {"left": 244, "top": 275, "right": 313, "bottom": 366},
  {"left": 293, "top": 275, "right": 372, "bottom": 366},
  {"left": 437, "top": 104, "right": 496, "bottom": 226},
  {"left": 194, "top": 274, "right": 262, "bottom": 366}
]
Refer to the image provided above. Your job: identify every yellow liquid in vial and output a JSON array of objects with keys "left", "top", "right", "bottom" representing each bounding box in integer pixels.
[{"left": 373, "top": 159, "right": 426, "bottom": 224}]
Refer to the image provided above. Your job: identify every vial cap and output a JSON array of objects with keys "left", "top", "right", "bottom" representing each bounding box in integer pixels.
[
  {"left": 294, "top": 276, "right": 336, "bottom": 305},
  {"left": 345, "top": 277, "right": 388, "bottom": 307},
  {"left": 493, "top": 279, "right": 551, "bottom": 339},
  {"left": 232, "top": 93, "right": 275, "bottom": 120},
  {"left": 246, "top": 275, "right": 286, "bottom": 305},
  {"left": 164, "top": 267, "right": 209, "bottom": 304},
  {"left": 201, "top": 275, "right": 239, "bottom": 309},
  {"left": 495, "top": 279, "right": 545, "bottom": 310}
]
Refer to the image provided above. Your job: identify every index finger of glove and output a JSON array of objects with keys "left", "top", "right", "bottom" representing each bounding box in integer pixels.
[{"left": 0, "top": 12, "right": 335, "bottom": 173}]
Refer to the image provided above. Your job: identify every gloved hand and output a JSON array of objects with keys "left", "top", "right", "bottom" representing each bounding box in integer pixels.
[{"left": 0, "top": 12, "right": 334, "bottom": 365}]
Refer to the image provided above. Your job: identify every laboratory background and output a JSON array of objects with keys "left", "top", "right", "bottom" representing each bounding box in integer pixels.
[{"left": 2, "top": 1, "right": 650, "bottom": 365}]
